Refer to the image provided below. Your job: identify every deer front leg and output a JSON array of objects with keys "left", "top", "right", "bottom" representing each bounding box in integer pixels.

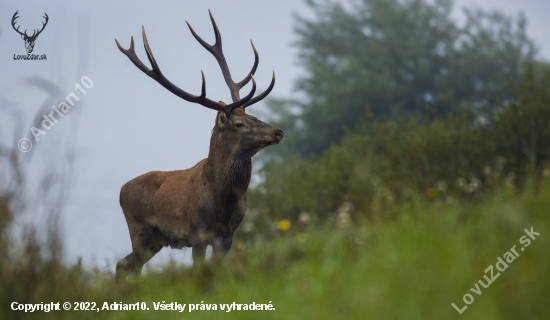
[
  {"left": 192, "top": 239, "right": 207, "bottom": 266},
  {"left": 211, "top": 234, "right": 233, "bottom": 262}
]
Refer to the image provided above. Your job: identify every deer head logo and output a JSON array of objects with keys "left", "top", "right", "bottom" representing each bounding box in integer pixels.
[{"left": 12, "top": 11, "right": 49, "bottom": 53}]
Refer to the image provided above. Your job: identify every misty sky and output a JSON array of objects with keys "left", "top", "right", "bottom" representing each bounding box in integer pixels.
[{"left": 1, "top": 0, "right": 549, "bottom": 270}]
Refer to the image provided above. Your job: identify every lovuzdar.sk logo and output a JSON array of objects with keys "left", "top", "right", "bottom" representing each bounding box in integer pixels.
[{"left": 12, "top": 10, "right": 48, "bottom": 60}]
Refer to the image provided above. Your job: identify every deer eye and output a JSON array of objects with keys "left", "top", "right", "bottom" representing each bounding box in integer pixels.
[{"left": 235, "top": 123, "right": 245, "bottom": 128}]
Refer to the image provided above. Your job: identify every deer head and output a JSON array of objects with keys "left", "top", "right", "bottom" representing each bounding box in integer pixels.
[
  {"left": 115, "top": 10, "right": 283, "bottom": 158},
  {"left": 12, "top": 11, "right": 49, "bottom": 53}
]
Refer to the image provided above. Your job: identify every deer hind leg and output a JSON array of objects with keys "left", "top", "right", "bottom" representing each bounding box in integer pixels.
[
  {"left": 116, "top": 240, "right": 162, "bottom": 281},
  {"left": 115, "top": 252, "right": 135, "bottom": 281},
  {"left": 116, "top": 223, "right": 163, "bottom": 280},
  {"left": 132, "top": 240, "right": 163, "bottom": 274}
]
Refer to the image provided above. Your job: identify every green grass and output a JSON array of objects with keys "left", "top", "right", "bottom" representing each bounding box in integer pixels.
[{"left": 1, "top": 186, "right": 549, "bottom": 320}]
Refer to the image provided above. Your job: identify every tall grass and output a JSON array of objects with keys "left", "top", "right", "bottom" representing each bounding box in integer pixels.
[{"left": 0, "top": 183, "right": 549, "bottom": 319}]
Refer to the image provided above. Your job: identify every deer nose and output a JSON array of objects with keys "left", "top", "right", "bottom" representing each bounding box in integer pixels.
[{"left": 274, "top": 129, "right": 284, "bottom": 141}]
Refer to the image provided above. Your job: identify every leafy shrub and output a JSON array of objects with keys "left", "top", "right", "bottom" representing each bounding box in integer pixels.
[{"left": 250, "top": 65, "right": 550, "bottom": 222}]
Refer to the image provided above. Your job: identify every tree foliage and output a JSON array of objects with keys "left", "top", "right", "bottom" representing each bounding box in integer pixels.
[
  {"left": 252, "top": 65, "right": 550, "bottom": 221},
  {"left": 269, "top": 0, "right": 536, "bottom": 156}
]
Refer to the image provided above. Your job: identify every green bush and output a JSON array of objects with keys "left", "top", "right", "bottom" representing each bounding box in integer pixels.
[{"left": 250, "top": 65, "right": 550, "bottom": 222}]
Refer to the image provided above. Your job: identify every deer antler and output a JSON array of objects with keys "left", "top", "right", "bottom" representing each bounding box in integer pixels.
[
  {"left": 30, "top": 13, "right": 49, "bottom": 38},
  {"left": 186, "top": 10, "right": 275, "bottom": 113},
  {"left": 115, "top": 10, "right": 275, "bottom": 115},
  {"left": 11, "top": 11, "right": 26, "bottom": 37},
  {"left": 116, "top": 27, "right": 231, "bottom": 112}
]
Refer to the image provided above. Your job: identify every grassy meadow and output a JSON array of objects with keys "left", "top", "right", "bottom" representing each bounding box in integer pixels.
[{"left": 1, "top": 182, "right": 549, "bottom": 319}]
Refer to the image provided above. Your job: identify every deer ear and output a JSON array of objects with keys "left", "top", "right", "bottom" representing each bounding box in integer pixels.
[
  {"left": 21, "top": 34, "right": 26, "bottom": 40},
  {"left": 216, "top": 111, "right": 228, "bottom": 129}
]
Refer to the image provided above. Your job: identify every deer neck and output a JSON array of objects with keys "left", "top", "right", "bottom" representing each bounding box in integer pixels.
[
  {"left": 203, "top": 131, "right": 251, "bottom": 226},
  {"left": 204, "top": 131, "right": 252, "bottom": 197}
]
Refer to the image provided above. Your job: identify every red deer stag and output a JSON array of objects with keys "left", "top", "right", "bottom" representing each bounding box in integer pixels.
[{"left": 114, "top": 11, "right": 283, "bottom": 280}]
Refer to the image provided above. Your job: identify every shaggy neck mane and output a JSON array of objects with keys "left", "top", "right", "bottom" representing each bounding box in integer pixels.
[
  {"left": 204, "top": 125, "right": 252, "bottom": 224},
  {"left": 205, "top": 125, "right": 252, "bottom": 192}
]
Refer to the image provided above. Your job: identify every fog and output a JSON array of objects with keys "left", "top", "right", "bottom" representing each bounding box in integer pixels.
[{"left": 0, "top": 0, "right": 548, "bottom": 269}]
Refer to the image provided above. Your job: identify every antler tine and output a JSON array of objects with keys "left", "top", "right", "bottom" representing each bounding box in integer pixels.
[
  {"left": 115, "top": 26, "right": 222, "bottom": 112},
  {"left": 243, "top": 71, "right": 276, "bottom": 109},
  {"left": 236, "top": 40, "right": 259, "bottom": 90},
  {"left": 186, "top": 10, "right": 257, "bottom": 109},
  {"left": 186, "top": 13, "right": 238, "bottom": 101}
]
